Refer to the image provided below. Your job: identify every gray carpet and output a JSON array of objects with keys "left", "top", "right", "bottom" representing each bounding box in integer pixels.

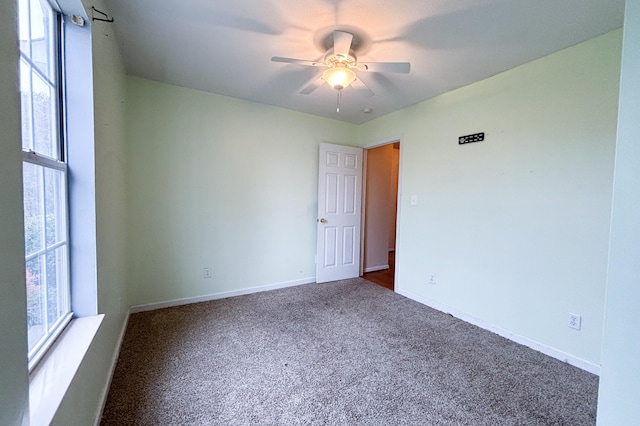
[{"left": 101, "top": 278, "right": 598, "bottom": 425}]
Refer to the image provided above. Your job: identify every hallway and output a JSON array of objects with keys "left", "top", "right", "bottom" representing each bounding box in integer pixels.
[{"left": 362, "top": 251, "right": 394, "bottom": 291}]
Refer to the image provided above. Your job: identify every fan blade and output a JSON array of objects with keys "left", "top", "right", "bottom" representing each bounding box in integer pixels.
[
  {"left": 299, "top": 76, "right": 325, "bottom": 95},
  {"left": 356, "top": 62, "right": 411, "bottom": 73},
  {"left": 351, "top": 77, "right": 375, "bottom": 98},
  {"left": 271, "top": 57, "right": 325, "bottom": 67},
  {"left": 333, "top": 31, "right": 354, "bottom": 59}
]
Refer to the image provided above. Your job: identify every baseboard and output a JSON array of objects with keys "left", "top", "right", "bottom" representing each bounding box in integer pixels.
[
  {"left": 364, "top": 264, "right": 390, "bottom": 273},
  {"left": 130, "top": 277, "right": 316, "bottom": 314},
  {"left": 396, "top": 288, "right": 601, "bottom": 376},
  {"left": 93, "top": 310, "right": 130, "bottom": 426}
]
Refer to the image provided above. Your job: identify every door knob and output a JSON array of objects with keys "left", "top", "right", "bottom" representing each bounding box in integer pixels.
[{"left": 319, "top": 218, "right": 328, "bottom": 223}]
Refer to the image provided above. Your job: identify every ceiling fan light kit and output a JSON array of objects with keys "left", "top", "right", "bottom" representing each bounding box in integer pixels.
[{"left": 323, "top": 65, "right": 357, "bottom": 90}]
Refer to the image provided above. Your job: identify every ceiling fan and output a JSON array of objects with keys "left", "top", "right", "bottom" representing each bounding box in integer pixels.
[{"left": 271, "top": 30, "right": 410, "bottom": 109}]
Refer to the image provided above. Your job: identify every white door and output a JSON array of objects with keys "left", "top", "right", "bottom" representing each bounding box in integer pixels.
[{"left": 316, "top": 143, "right": 363, "bottom": 283}]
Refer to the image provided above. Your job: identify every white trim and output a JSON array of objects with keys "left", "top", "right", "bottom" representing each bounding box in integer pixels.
[
  {"left": 29, "top": 315, "right": 104, "bottom": 426},
  {"left": 394, "top": 138, "right": 403, "bottom": 294},
  {"left": 28, "top": 311, "right": 73, "bottom": 371},
  {"left": 130, "top": 277, "right": 316, "bottom": 314},
  {"left": 396, "top": 287, "right": 601, "bottom": 376},
  {"left": 359, "top": 149, "right": 368, "bottom": 276},
  {"left": 93, "top": 310, "right": 131, "bottom": 426},
  {"left": 22, "top": 150, "right": 67, "bottom": 171},
  {"left": 364, "top": 264, "right": 390, "bottom": 273},
  {"left": 361, "top": 134, "right": 405, "bottom": 150}
]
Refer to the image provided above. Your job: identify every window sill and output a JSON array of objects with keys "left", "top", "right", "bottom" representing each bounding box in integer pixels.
[{"left": 29, "top": 314, "right": 104, "bottom": 426}]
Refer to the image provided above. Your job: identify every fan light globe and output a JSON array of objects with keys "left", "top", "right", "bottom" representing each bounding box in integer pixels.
[{"left": 323, "top": 66, "right": 356, "bottom": 90}]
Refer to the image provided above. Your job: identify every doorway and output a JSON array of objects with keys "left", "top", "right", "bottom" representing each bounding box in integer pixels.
[{"left": 361, "top": 141, "right": 400, "bottom": 291}]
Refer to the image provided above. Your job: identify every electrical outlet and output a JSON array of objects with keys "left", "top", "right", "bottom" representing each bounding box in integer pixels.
[
  {"left": 568, "top": 313, "right": 582, "bottom": 330},
  {"left": 203, "top": 267, "right": 212, "bottom": 279},
  {"left": 429, "top": 273, "right": 437, "bottom": 284}
]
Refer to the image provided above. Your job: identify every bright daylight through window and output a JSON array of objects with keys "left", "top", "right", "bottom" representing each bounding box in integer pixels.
[{"left": 18, "top": 0, "right": 72, "bottom": 368}]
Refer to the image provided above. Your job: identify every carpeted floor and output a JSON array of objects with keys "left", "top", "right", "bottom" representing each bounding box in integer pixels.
[{"left": 101, "top": 278, "right": 598, "bottom": 425}]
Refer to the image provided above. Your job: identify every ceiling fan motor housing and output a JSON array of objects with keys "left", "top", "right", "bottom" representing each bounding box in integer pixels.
[{"left": 324, "top": 48, "right": 357, "bottom": 68}]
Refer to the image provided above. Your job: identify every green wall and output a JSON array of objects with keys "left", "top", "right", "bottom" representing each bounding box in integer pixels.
[
  {"left": 51, "top": 0, "right": 129, "bottom": 424},
  {"left": 125, "top": 78, "right": 357, "bottom": 307},
  {"left": 358, "top": 30, "right": 622, "bottom": 367},
  {"left": 598, "top": 1, "right": 640, "bottom": 422},
  {"left": 0, "top": 0, "right": 29, "bottom": 424}
]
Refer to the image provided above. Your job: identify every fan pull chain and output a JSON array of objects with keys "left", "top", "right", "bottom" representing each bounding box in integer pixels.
[{"left": 336, "top": 89, "right": 342, "bottom": 113}]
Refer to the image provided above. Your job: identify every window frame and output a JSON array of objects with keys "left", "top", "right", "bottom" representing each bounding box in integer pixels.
[{"left": 18, "top": 0, "right": 73, "bottom": 371}]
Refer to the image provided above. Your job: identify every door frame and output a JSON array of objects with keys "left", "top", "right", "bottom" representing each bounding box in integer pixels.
[{"left": 360, "top": 136, "right": 404, "bottom": 291}]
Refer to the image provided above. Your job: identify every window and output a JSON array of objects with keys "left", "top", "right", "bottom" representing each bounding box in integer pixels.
[{"left": 18, "top": 0, "right": 71, "bottom": 369}]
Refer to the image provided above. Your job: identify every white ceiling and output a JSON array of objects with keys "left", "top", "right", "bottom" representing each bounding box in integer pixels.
[{"left": 104, "top": 0, "right": 625, "bottom": 124}]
